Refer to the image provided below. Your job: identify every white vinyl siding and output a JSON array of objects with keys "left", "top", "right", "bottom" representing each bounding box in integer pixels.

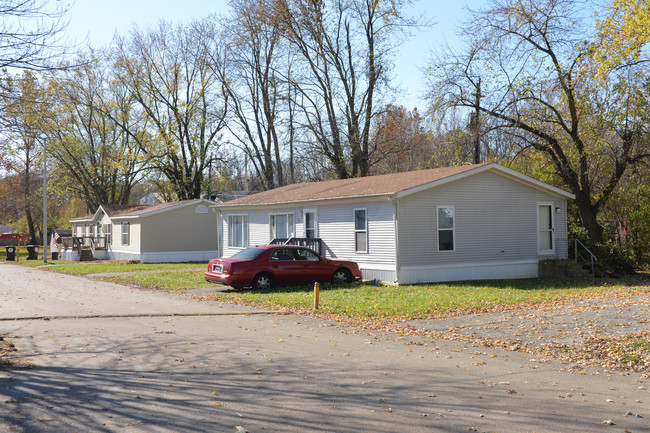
[{"left": 219, "top": 201, "right": 397, "bottom": 273}]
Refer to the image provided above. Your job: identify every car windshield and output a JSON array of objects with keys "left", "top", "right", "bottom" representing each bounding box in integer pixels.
[{"left": 232, "top": 247, "right": 265, "bottom": 260}]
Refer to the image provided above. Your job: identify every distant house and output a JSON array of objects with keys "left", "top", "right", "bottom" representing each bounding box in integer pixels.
[
  {"left": 137, "top": 192, "right": 164, "bottom": 206},
  {"left": 66, "top": 199, "right": 218, "bottom": 263},
  {"left": 209, "top": 190, "right": 260, "bottom": 203},
  {"left": 213, "top": 163, "right": 574, "bottom": 284}
]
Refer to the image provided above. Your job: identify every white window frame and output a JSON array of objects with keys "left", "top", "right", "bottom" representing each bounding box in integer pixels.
[
  {"left": 121, "top": 222, "right": 130, "bottom": 246},
  {"left": 354, "top": 208, "right": 368, "bottom": 253},
  {"left": 228, "top": 214, "right": 249, "bottom": 248},
  {"left": 269, "top": 213, "right": 295, "bottom": 240},
  {"left": 537, "top": 202, "right": 555, "bottom": 255},
  {"left": 437, "top": 206, "right": 455, "bottom": 252}
]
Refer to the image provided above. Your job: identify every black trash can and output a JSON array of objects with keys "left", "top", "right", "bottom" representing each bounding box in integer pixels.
[
  {"left": 26, "top": 245, "right": 39, "bottom": 260},
  {"left": 52, "top": 251, "right": 59, "bottom": 260},
  {"left": 5, "top": 245, "right": 16, "bottom": 261}
]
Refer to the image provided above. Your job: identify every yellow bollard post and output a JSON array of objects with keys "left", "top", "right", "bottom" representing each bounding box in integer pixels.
[{"left": 313, "top": 282, "right": 320, "bottom": 311}]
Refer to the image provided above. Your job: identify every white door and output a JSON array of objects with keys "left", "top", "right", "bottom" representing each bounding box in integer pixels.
[
  {"left": 303, "top": 209, "right": 317, "bottom": 238},
  {"left": 537, "top": 203, "right": 555, "bottom": 255}
]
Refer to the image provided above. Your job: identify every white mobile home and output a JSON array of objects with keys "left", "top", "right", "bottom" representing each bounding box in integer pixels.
[
  {"left": 66, "top": 199, "right": 218, "bottom": 263},
  {"left": 214, "top": 163, "right": 574, "bottom": 284}
]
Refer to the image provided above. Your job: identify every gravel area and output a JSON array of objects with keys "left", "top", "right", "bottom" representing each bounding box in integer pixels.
[{"left": 405, "top": 294, "right": 650, "bottom": 348}]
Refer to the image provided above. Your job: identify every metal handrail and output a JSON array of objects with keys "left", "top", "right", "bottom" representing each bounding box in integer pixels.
[{"left": 574, "top": 239, "right": 597, "bottom": 276}]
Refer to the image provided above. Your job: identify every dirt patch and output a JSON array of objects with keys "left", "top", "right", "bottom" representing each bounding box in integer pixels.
[{"left": 0, "top": 335, "right": 17, "bottom": 369}]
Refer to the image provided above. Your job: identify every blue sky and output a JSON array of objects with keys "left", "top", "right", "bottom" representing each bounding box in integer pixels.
[{"left": 66, "top": 0, "right": 475, "bottom": 111}]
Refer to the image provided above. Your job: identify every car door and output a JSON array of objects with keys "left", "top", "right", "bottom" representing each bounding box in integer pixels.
[
  {"left": 292, "top": 248, "right": 332, "bottom": 283},
  {"left": 268, "top": 248, "right": 303, "bottom": 284}
]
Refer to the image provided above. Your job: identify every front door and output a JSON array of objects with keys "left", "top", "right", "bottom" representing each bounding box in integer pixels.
[
  {"left": 538, "top": 203, "right": 555, "bottom": 255},
  {"left": 304, "top": 209, "right": 317, "bottom": 239}
]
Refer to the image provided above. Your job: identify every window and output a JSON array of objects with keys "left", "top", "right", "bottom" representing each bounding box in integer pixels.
[
  {"left": 354, "top": 209, "right": 367, "bottom": 253},
  {"left": 228, "top": 215, "right": 248, "bottom": 248},
  {"left": 121, "top": 222, "right": 130, "bottom": 246},
  {"left": 437, "top": 206, "right": 454, "bottom": 252},
  {"left": 195, "top": 205, "right": 208, "bottom": 214},
  {"left": 104, "top": 224, "right": 112, "bottom": 245},
  {"left": 270, "top": 213, "right": 294, "bottom": 240},
  {"left": 538, "top": 204, "right": 554, "bottom": 253}
]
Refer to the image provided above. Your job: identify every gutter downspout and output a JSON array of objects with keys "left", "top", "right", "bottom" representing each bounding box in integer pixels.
[
  {"left": 212, "top": 208, "right": 222, "bottom": 258},
  {"left": 392, "top": 196, "right": 399, "bottom": 284}
]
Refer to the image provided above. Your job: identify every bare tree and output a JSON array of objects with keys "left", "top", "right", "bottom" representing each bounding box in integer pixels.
[
  {"left": 217, "top": 0, "right": 291, "bottom": 190},
  {"left": 427, "top": 0, "right": 650, "bottom": 245},
  {"left": 276, "top": 0, "right": 416, "bottom": 179},
  {"left": 112, "top": 18, "right": 228, "bottom": 200},
  {"left": 0, "top": 0, "right": 71, "bottom": 73}
]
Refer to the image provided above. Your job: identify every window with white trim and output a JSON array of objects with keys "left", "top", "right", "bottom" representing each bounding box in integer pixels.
[
  {"left": 104, "top": 224, "right": 112, "bottom": 245},
  {"left": 121, "top": 222, "right": 130, "bottom": 246},
  {"left": 437, "top": 206, "right": 454, "bottom": 252},
  {"left": 270, "top": 213, "right": 294, "bottom": 240},
  {"left": 354, "top": 209, "right": 367, "bottom": 253},
  {"left": 228, "top": 215, "right": 248, "bottom": 248}
]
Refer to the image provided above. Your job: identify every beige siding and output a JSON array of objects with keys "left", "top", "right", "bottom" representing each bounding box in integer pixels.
[
  {"left": 397, "top": 170, "right": 569, "bottom": 268},
  {"left": 140, "top": 204, "right": 217, "bottom": 252}
]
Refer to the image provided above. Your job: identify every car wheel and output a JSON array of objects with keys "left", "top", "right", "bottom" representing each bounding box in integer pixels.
[
  {"left": 252, "top": 273, "right": 274, "bottom": 290},
  {"left": 332, "top": 268, "right": 352, "bottom": 284}
]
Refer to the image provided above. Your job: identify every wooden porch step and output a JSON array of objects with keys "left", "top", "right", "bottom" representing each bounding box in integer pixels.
[{"left": 79, "top": 249, "right": 94, "bottom": 261}]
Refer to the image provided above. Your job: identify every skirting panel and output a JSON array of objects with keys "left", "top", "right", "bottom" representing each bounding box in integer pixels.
[
  {"left": 138, "top": 250, "right": 219, "bottom": 263},
  {"left": 61, "top": 250, "right": 79, "bottom": 261},
  {"left": 64, "top": 249, "right": 219, "bottom": 263},
  {"left": 398, "top": 260, "right": 539, "bottom": 285}
]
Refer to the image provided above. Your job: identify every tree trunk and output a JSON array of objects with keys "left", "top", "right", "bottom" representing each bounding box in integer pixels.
[{"left": 575, "top": 197, "right": 605, "bottom": 246}]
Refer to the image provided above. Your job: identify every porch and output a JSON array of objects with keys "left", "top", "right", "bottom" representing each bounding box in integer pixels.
[{"left": 60, "top": 236, "right": 108, "bottom": 261}]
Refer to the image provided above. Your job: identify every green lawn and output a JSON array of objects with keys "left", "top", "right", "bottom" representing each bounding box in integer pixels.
[
  {"left": 90, "top": 266, "right": 650, "bottom": 319},
  {"left": 6, "top": 254, "right": 649, "bottom": 320},
  {"left": 214, "top": 277, "right": 650, "bottom": 319},
  {"left": 50, "top": 262, "right": 204, "bottom": 275}
]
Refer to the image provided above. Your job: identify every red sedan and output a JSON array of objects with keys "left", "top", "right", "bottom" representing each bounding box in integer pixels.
[{"left": 205, "top": 245, "right": 362, "bottom": 290}]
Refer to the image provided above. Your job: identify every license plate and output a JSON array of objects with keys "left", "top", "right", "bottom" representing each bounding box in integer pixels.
[{"left": 211, "top": 264, "right": 223, "bottom": 273}]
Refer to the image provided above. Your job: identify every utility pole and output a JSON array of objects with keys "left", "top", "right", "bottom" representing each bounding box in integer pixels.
[
  {"left": 473, "top": 78, "right": 481, "bottom": 164},
  {"left": 42, "top": 139, "right": 48, "bottom": 263}
]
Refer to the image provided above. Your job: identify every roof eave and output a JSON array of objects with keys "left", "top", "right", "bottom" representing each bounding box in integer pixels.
[
  {"left": 212, "top": 193, "right": 395, "bottom": 209},
  {"left": 112, "top": 198, "right": 216, "bottom": 219}
]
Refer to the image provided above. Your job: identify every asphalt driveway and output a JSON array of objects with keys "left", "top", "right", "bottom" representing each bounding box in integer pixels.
[{"left": 1, "top": 262, "right": 648, "bottom": 432}]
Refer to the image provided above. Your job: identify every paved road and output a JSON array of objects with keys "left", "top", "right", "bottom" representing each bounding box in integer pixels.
[{"left": 0, "top": 262, "right": 648, "bottom": 433}]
